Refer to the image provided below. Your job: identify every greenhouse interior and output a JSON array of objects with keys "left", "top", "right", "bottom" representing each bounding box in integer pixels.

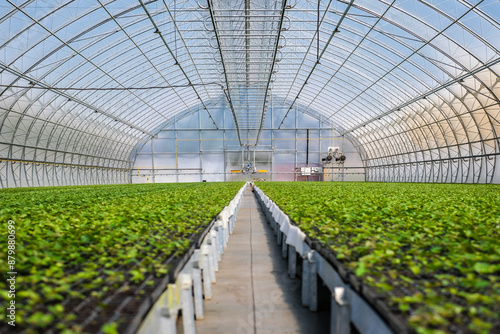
[{"left": 0, "top": 0, "right": 499, "bottom": 334}]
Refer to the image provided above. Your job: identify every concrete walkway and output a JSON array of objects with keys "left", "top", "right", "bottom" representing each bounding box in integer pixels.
[{"left": 193, "top": 186, "right": 329, "bottom": 334}]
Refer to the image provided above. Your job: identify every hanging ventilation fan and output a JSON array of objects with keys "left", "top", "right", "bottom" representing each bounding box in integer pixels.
[{"left": 322, "top": 147, "right": 346, "bottom": 164}]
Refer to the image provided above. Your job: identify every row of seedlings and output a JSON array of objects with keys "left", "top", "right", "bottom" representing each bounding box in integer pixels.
[
  {"left": 0, "top": 182, "right": 245, "bottom": 334},
  {"left": 137, "top": 183, "right": 247, "bottom": 334},
  {"left": 254, "top": 184, "right": 396, "bottom": 334},
  {"left": 254, "top": 181, "right": 500, "bottom": 334}
]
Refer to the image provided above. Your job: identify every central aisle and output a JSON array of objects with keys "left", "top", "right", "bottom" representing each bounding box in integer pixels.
[{"left": 195, "top": 186, "right": 329, "bottom": 334}]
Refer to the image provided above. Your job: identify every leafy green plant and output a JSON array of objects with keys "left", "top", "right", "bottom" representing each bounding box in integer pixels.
[
  {"left": 101, "top": 321, "right": 118, "bottom": 334},
  {"left": 0, "top": 182, "right": 244, "bottom": 333},
  {"left": 257, "top": 181, "right": 500, "bottom": 333}
]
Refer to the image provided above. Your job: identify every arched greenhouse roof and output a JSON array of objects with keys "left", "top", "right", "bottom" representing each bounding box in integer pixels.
[{"left": 0, "top": 0, "right": 499, "bottom": 185}]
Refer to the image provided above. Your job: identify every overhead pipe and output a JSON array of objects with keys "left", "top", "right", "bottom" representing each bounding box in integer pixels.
[
  {"left": 255, "top": 0, "right": 289, "bottom": 145},
  {"left": 206, "top": 0, "right": 242, "bottom": 145},
  {"left": 278, "top": 0, "right": 352, "bottom": 129}
]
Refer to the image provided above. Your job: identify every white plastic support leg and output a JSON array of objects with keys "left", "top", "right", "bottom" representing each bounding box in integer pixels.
[
  {"left": 288, "top": 245, "right": 296, "bottom": 279},
  {"left": 223, "top": 226, "right": 229, "bottom": 248},
  {"left": 208, "top": 232, "right": 219, "bottom": 272},
  {"left": 192, "top": 255, "right": 204, "bottom": 320},
  {"left": 215, "top": 224, "right": 224, "bottom": 256},
  {"left": 213, "top": 228, "right": 222, "bottom": 262},
  {"left": 159, "top": 307, "right": 177, "bottom": 334},
  {"left": 208, "top": 239, "right": 216, "bottom": 282},
  {"left": 302, "top": 255, "right": 311, "bottom": 307},
  {"left": 229, "top": 216, "right": 235, "bottom": 234},
  {"left": 282, "top": 235, "right": 288, "bottom": 259},
  {"left": 201, "top": 245, "right": 212, "bottom": 299},
  {"left": 180, "top": 274, "right": 196, "bottom": 334},
  {"left": 331, "top": 287, "right": 351, "bottom": 334},
  {"left": 309, "top": 257, "right": 318, "bottom": 312}
]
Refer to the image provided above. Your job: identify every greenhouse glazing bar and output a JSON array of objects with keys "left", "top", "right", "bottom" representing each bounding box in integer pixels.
[
  {"left": 344, "top": 57, "right": 500, "bottom": 135},
  {"left": 0, "top": 64, "right": 154, "bottom": 137}
]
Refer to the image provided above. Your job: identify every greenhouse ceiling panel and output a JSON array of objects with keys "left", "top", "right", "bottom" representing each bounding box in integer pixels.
[{"left": 0, "top": 0, "right": 499, "bottom": 185}]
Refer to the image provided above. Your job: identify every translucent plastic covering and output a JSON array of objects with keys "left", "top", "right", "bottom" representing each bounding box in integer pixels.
[
  {"left": 0, "top": 0, "right": 499, "bottom": 187},
  {"left": 274, "top": 0, "right": 500, "bottom": 183}
]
